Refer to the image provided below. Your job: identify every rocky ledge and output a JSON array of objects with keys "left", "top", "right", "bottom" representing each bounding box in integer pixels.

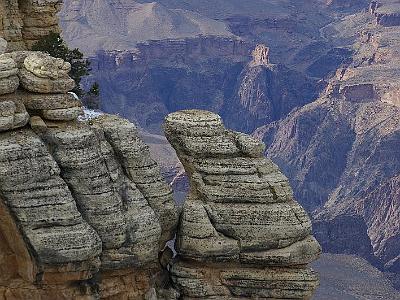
[
  {"left": 164, "top": 110, "right": 321, "bottom": 299},
  {"left": 0, "top": 39, "right": 179, "bottom": 299}
]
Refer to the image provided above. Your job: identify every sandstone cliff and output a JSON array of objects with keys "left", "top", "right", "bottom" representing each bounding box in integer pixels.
[{"left": 0, "top": 0, "right": 62, "bottom": 50}]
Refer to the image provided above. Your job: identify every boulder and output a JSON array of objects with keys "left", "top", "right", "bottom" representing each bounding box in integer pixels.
[
  {"left": 19, "top": 52, "right": 75, "bottom": 93},
  {"left": 24, "top": 52, "right": 71, "bottom": 79}
]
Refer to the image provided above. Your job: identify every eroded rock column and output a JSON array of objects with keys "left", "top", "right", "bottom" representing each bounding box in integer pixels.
[{"left": 164, "top": 110, "right": 321, "bottom": 299}]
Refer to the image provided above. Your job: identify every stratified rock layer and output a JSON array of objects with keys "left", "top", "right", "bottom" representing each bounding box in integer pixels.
[
  {"left": 0, "top": 117, "right": 178, "bottom": 299},
  {"left": 0, "top": 40, "right": 178, "bottom": 299},
  {"left": 0, "top": 0, "right": 63, "bottom": 50},
  {"left": 164, "top": 110, "right": 321, "bottom": 299}
]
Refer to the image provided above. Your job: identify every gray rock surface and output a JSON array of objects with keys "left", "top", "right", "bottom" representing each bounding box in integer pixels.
[
  {"left": 0, "top": 97, "right": 29, "bottom": 131},
  {"left": 0, "top": 38, "right": 7, "bottom": 54},
  {"left": 0, "top": 56, "right": 19, "bottom": 95},
  {"left": 0, "top": 49, "right": 178, "bottom": 299},
  {"left": 164, "top": 109, "right": 321, "bottom": 299}
]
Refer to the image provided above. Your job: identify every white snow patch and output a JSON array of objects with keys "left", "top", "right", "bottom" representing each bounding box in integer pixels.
[{"left": 78, "top": 108, "right": 104, "bottom": 121}]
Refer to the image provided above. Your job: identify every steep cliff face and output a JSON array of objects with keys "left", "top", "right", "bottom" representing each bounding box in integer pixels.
[
  {"left": 0, "top": 41, "right": 179, "bottom": 299},
  {"left": 256, "top": 0, "right": 400, "bottom": 278},
  {"left": 370, "top": 0, "right": 400, "bottom": 27},
  {"left": 223, "top": 45, "right": 322, "bottom": 133},
  {"left": 87, "top": 37, "right": 251, "bottom": 133},
  {"left": 0, "top": 0, "right": 62, "bottom": 50},
  {"left": 164, "top": 110, "right": 321, "bottom": 299},
  {"left": 89, "top": 42, "right": 321, "bottom": 134}
]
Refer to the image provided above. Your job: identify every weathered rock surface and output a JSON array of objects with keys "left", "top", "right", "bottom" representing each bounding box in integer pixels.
[
  {"left": 0, "top": 49, "right": 179, "bottom": 299},
  {"left": 0, "top": 38, "right": 6, "bottom": 54},
  {"left": 1, "top": 50, "right": 84, "bottom": 122},
  {"left": 19, "top": 52, "right": 75, "bottom": 93},
  {"left": 0, "top": 0, "right": 63, "bottom": 50},
  {"left": 0, "top": 121, "right": 178, "bottom": 298},
  {"left": 164, "top": 110, "right": 321, "bottom": 299},
  {"left": 0, "top": 52, "right": 19, "bottom": 95},
  {"left": 0, "top": 97, "right": 29, "bottom": 131},
  {"left": 24, "top": 52, "right": 71, "bottom": 79}
]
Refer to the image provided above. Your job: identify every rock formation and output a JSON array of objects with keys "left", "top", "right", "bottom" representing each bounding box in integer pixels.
[
  {"left": 90, "top": 42, "right": 321, "bottom": 134},
  {"left": 0, "top": 39, "right": 179, "bottom": 299},
  {"left": 251, "top": 44, "right": 270, "bottom": 66},
  {"left": 325, "top": 0, "right": 368, "bottom": 9},
  {"left": 370, "top": 1, "right": 400, "bottom": 26},
  {"left": 164, "top": 110, "right": 321, "bottom": 299},
  {"left": 0, "top": 0, "right": 62, "bottom": 50},
  {"left": 222, "top": 44, "right": 322, "bottom": 133}
]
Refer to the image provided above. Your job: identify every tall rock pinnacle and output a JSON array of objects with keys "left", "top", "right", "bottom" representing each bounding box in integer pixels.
[
  {"left": 251, "top": 44, "right": 270, "bottom": 66},
  {"left": 164, "top": 109, "right": 321, "bottom": 299}
]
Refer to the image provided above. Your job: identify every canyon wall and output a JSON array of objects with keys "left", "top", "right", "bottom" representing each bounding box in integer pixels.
[
  {"left": 89, "top": 41, "right": 321, "bottom": 134},
  {"left": 257, "top": 0, "right": 400, "bottom": 286}
]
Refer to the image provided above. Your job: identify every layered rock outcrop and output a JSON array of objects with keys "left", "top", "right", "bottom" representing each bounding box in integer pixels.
[
  {"left": 0, "top": 0, "right": 62, "bottom": 50},
  {"left": 0, "top": 40, "right": 179, "bottom": 299},
  {"left": 164, "top": 110, "right": 321, "bottom": 299}
]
